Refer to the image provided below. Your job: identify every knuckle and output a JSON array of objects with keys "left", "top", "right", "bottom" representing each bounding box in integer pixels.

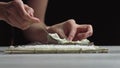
[
  {"left": 66, "top": 19, "right": 76, "bottom": 24},
  {"left": 88, "top": 24, "right": 92, "bottom": 28},
  {"left": 85, "top": 24, "right": 92, "bottom": 29},
  {"left": 68, "top": 19, "right": 75, "bottom": 22},
  {"left": 30, "top": 8, "right": 34, "bottom": 13},
  {"left": 24, "top": 4, "right": 34, "bottom": 13},
  {"left": 28, "top": 8, "right": 34, "bottom": 14},
  {"left": 29, "top": 7, "right": 33, "bottom": 11}
]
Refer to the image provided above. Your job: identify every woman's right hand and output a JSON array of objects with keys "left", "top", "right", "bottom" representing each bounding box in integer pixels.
[{"left": 0, "top": 0, "right": 40, "bottom": 30}]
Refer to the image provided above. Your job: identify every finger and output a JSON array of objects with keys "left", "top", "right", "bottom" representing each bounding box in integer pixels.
[
  {"left": 17, "top": 8, "right": 40, "bottom": 24},
  {"left": 76, "top": 25, "right": 88, "bottom": 33},
  {"left": 24, "top": 4, "right": 34, "bottom": 16},
  {"left": 65, "top": 19, "right": 77, "bottom": 41},
  {"left": 15, "top": 0, "right": 40, "bottom": 23},
  {"left": 80, "top": 25, "right": 93, "bottom": 37},
  {"left": 67, "top": 27, "right": 77, "bottom": 41},
  {"left": 86, "top": 25, "right": 93, "bottom": 37},
  {"left": 77, "top": 33, "right": 88, "bottom": 40},
  {"left": 77, "top": 25, "right": 93, "bottom": 40},
  {"left": 18, "top": 10, "right": 40, "bottom": 24},
  {"left": 77, "top": 24, "right": 93, "bottom": 32},
  {"left": 57, "top": 30, "right": 67, "bottom": 39},
  {"left": 13, "top": 0, "right": 40, "bottom": 24},
  {"left": 13, "top": 0, "right": 28, "bottom": 15},
  {"left": 28, "top": 16, "right": 40, "bottom": 24},
  {"left": 73, "top": 24, "right": 93, "bottom": 41}
]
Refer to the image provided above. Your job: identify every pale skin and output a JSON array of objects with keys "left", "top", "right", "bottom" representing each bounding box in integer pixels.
[
  {"left": 47, "top": 19, "right": 93, "bottom": 41},
  {"left": 0, "top": 0, "right": 40, "bottom": 30},
  {"left": 0, "top": 0, "right": 93, "bottom": 44}
]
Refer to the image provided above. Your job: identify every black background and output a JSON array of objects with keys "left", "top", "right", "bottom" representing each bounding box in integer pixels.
[
  {"left": 45, "top": 0, "right": 120, "bottom": 45},
  {"left": 0, "top": 0, "right": 120, "bottom": 46}
]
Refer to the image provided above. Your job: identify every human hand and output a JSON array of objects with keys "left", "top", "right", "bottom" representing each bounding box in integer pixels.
[
  {"left": 24, "top": 19, "right": 93, "bottom": 43},
  {"left": 47, "top": 19, "right": 93, "bottom": 41},
  {"left": 1, "top": 0, "right": 40, "bottom": 30}
]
